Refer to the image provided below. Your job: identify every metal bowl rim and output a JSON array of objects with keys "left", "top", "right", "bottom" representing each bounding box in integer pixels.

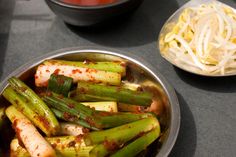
[{"left": 0, "top": 46, "right": 180, "bottom": 157}]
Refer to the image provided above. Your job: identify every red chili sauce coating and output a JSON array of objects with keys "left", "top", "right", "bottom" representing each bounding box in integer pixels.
[{"left": 61, "top": 0, "right": 118, "bottom": 6}]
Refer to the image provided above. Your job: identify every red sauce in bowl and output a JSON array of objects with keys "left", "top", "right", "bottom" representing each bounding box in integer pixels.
[{"left": 61, "top": 0, "right": 118, "bottom": 6}]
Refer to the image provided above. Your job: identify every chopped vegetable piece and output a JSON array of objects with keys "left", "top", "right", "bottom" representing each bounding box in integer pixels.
[
  {"left": 111, "top": 127, "right": 160, "bottom": 157},
  {"left": 84, "top": 117, "right": 159, "bottom": 145},
  {"left": 43, "top": 92, "right": 153, "bottom": 129},
  {"left": 51, "top": 108, "right": 100, "bottom": 131},
  {"left": 82, "top": 101, "right": 118, "bottom": 112},
  {"left": 69, "top": 92, "right": 116, "bottom": 102},
  {"left": 10, "top": 136, "right": 94, "bottom": 157},
  {"left": 35, "top": 63, "right": 121, "bottom": 87},
  {"left": 121, "top": 81, "right": 141, "bottom": 91},
  {"left": 60, "top": 122, "right": 83, "bottom": 136},
  {"left": 86, "top": 117, "right": 160, "bottom": 157},
  {"left": 118, "top": 103, "right": 144, "bottom": 113},
  {"left": 71, "top": 81, "right": 152, "bottom": 106},
  {"left": 8, "top": 77, "right": 60, "bottom": 136},
  {"left": 2, "top": 86, "right": 55, "bottom": 136},
  {"left": 48, "top": 74, "right": 73, "bottom": 97},
  {"left": 89, "top": 144, "right": 109, "bottom": 157},
  {"left": 44, "top": 60, "right": 126, "bottom": 76},
  {"left": 6, "top": 106, "right": 56, "bottom": 157}
]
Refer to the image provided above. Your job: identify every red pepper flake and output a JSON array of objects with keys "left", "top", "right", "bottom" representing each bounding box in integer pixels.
[
  {"left": 89, "top": 76, "right": 96, "bottom": 82},
  {"left": 68, "top": 103, "right": 75, "bottom": 108},
  {"left": 103, "top": 139, "right": 119, "bottom": 151},
  {"left": 78, "top": 87, "right": 87, "bottom": 94},
  {"left": 40, "top": 81, "right": 49, "bottom": 87},
  {"left": 85, "top": 68, "right": 97, "bottom": 73},
  {"left": 89, "top": 76, "right": 95, "bottom": 82},
  {"left": 37, "top": 116, "right": 50, "bottom": 129},
  {"left": 63, "top": 112, "right": 76, "bottom": 121},
  {"left": 35, "top": 75, "right": 39, "bottom": 80},
  {"left": 72, "top": 69, "right": 82, "bottom": 74},
  {"left": 75, "top": 134, "right": 84, "bottom": 143},
  {"left": 46, "top": 91, "right": 52, "bottom": 96},
  {"left": 53, "top": 69, "right": 60, "bottom": 75},
  {"left": 82, "top": 127, "right": 90, "bottom": 133},
  {"left": 68, "top": 141, "right": 76, "bottom": 147},
  {"left": 85, "top": 117, "right": 96, "bottom": 127}
]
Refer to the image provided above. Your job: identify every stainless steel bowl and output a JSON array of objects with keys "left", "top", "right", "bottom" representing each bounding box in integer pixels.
[{"left": 0, "top": 47, "right": 180, "bottom": 157}]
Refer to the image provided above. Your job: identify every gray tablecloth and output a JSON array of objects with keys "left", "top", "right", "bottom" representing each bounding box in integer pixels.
[{"left": 0, "top": 0, "right": 236, "bottom": 156}]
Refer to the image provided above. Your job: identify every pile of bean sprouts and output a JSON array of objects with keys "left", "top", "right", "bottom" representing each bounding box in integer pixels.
[{"left": 162, "top": 2, "right": 236, "bottom": 75}]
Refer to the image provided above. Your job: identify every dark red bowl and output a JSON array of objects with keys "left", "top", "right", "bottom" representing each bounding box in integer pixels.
[{"left": 45, "top": 0, "right": 144, "bottom": 26}]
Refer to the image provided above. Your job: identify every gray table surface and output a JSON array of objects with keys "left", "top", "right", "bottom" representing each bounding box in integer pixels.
[{"left": 1, "top": 0, "right": 236, "bottom": 156}]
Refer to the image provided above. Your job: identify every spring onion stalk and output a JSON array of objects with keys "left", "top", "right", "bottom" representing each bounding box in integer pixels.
[
  {"left": 84, "top": 117, "right": 159, "bottom": 146},
  {"left": 69, "top": 92, "right": 116, "bottom": 102},
  {"left": 0, "top": 107, "right": 5, "bottom": 129},
  {"left": 60, "top": 122, "right": 83, "bottom": 136},
  {"left": 10, "top": 136, "right": 94, "bottom": 157},
  {"left": 43, "top": 60, "right": 126, "bottom": 76},
  {"left": 89, "top": 144, "right": 109, "bottom": 157},
  {"left": 110, "top": 127, "right": 161, "bottom": 157},
  {"left": 48, "top": 74, "right": 73, "bottom": 97},
  {"left": 35, "top": 63, "right": 121, "bottom": 87},
  {"left": 51, "top": 108, "right": 99, "bottom": 131},
  {"left": 118, "top": 103, "right": 144, "bottom": 112},
  {"left": 71, "top": 82, "right": 152, "bottom": 106},
  {"left": 8, "top": 77, "right": 59, "bottom": 136},
  {"left": 44, "top": 92, "right": 153, "bottom": 129},
  {"left": 87, "top": 117, "right": 160, "bottom": 157},
  {"left": 6, "top": 106, "right": 56, "bottom": 157},
  {"left": 82, "top": 101, "right": 118, "bottom": 112},
  {"left": 2, "top": 86, "right": 55, "bottom": 136}
]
